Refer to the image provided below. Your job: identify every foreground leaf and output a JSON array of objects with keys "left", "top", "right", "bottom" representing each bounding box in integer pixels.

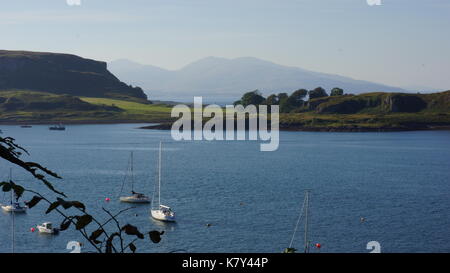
[
  {"left": 89, "top": 229, "right": 104, "bottom": 244},
  {"left": 149, "top": 230, "right": 164, "bottom": 243},
  {"left": 105, "top": 232, "right": 120, "bottom": 253},
  {"left": 25, "top": 196, "right": 43, "bottom": 209},
  {"left": 46, "top": 201, "right": 60, "bottom": 214},
  {"left": 11, "top": 183, "right": 25, "bottom": 198},
  {"left": 129, "top": 243, "right": 136, "bottom": 253},
  {"left": 122, "top": 224, "right": 144, "bottom": 239},
  {"left": 1, "top": 182, "right": 12, "bottom": 192},
  {"left": 59, "top": 217, "right": 73, "bottom": 231},
  {"left": 75, "top": 215, "right": 93, "bottom": 230}
]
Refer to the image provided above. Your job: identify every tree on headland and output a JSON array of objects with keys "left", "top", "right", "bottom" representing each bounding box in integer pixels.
[
  {"left": 330, "top": 87, "right": 344, "bottom": 96},
  {"left": 264, "top": 94, "right": 279, "bottom": 105},
  {"left": 276, "top": 93, "right": 290, "bottom": 113},
  {"left": 277, "top": 93, "right": 289, "bottom": 102},
  {"left": 288, "top": 89, "right": 308, "bottom": 107},
  {"left": 277, "top": 89, "right": 307, "bottom": 113},
  {"left": 234, "top": 87, "right": 329, "bottom": 113},
  {"left": 234, "top": 90, "right": 265, "bottom": 106},
  {"left": 308, "top": 87, "right": 328, "bottom": 99}
]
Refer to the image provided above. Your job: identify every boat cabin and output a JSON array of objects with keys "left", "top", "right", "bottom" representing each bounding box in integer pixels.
[{"left": 42, "top": 222, "right": 53, "bottom": 229}]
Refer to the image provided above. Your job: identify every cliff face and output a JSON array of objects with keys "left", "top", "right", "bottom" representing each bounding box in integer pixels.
[{"left": 0, "top": 50, "right": 147, "bottom": 100}]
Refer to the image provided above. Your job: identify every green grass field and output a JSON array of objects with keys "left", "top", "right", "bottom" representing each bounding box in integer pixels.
[
  {"left": 79, "top": 97, "right": 173, "bottom": 122},
  {"left": 0, "top": 91, "right": 174, "bottom": 124}
]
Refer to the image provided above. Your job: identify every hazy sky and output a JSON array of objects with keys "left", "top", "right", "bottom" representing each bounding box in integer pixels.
[{"left": 1, "top": 0, "right": 450, "bottom": 90}]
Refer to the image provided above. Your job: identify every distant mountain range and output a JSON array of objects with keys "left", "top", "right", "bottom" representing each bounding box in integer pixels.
[{"left": 108, "top": 56, "right": 408, "bottom": 102}]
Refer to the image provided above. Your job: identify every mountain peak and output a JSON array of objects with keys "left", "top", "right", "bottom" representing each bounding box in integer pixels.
[
  {"left": 180, "top": 56, "right": 230, "bottom": 70},
  {"left": 108, "top": 56, "right": 405, "bottom": 101}
]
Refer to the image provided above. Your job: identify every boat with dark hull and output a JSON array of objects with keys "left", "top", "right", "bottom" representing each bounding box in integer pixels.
[{"left": 49, "top": 124, "right": 65, "bottom": 131}]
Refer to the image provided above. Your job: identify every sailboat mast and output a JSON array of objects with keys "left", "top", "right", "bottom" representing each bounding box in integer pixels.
[
  {"left": 304, "top": 190, "right": 310, "bottom": 253},
  {"left": 11, "top": 210, "right": 15, "bottom": 253},
  {"left": 9, "top": 168, "right": 14, "bottom": 253},
  {"left": 130, "top": 151, "right": 134, "bottom": 193},
  {"left": 9, "top": 168, "right": 12, "bottom": 204},
  {"left": 158, "top": 141, "right": 162, "bottom": 206}
]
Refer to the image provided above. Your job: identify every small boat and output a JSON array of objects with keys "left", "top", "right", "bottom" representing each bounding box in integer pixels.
[
  {"left": 20, "top": 125, "right": 32, "bottom": 128},
  {"left": 37, "top": 222, "right": 59, "bottom": 234},
  {"left": 49, "top": 124, "right": 65, "bottom": 130},
  {"left": 119, "top": 151, "right": 150, "bottom": 203},
  {"left": 1, "top": 202, "right": 27, "bottom": 213},
  {"left": 1, "top": 169, "right": 27, "bottom": 213},
  {"left": 150, "top": 142, "right": 176, "bottom": 222}
]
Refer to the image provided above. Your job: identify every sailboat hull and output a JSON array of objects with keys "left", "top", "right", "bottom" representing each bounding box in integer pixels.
[
  {"left": 1, "top": 205, "right": 27, "bottom": 213},
  {"left": 151, "top": 209, "right": 176, "bottom": 222},
  {"left": 37, "top": 226, "right": 59, "bottom": 234},
  {"left": 120, "top": 196, "right": 150, "bottom": 203}
]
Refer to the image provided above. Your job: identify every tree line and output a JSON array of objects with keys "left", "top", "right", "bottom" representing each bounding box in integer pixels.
[{"left": 233, "top": 87, "right": 345, "bottom": 113}]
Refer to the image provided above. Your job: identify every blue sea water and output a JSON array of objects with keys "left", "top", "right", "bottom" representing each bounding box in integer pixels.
[{"left": 0, "top": 124, "right": 449, "bottom": 253}]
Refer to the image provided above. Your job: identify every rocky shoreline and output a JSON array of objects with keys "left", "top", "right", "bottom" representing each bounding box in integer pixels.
[
  {"left": 2, "top": 119, "right": 449, "bottom": 133},
  {"left": 0, "top": 120, "right": 156, "bottom": 126},
  {"left": 138, "top": 122, "right": 450, "bottom": 132}
]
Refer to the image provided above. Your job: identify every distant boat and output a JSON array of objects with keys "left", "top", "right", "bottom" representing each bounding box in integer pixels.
[
  {"left": 283, "top": 190, "right": 311, "bottom": 253},
  {"left": 1, "top": 202, "right": 27, "bottom": 213},
  {"left": 20, "top": 125, "right": 32, "bottom": 128},
  {"left": 49, "top": 124, "right": 65, "bottom": 130},
  {"left": 150, "top": 142, "right": 176, "bottom": 222},
  {"left": 37, "top": 222, "right": 59, "bottom": 234},
  {"left": 119, "top": 151, "right": 151, "bottom": 203},
  {"left": 1, "top": 169, "right": 27, "bottom": 213}
]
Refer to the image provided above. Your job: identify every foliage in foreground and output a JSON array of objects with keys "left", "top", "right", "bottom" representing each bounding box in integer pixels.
[{"left": 0, "top": 135, "right": 163, "bottom": 253}]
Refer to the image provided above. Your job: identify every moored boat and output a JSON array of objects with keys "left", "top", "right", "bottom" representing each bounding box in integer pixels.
[
  {"left": 150, "top": 142, "right": 176, "bottom": 222},
  {"left": 1, "top": 169, "right": 27, "bottom": 213},
  {"left": 37, "top": 222, "right": 59, "bottom": 234},
  {"left": 151, "top": 204, "right": 175, "bottom": 222},
  {"left": 49, "top": 124, "right": 65, "bottom": 130},
  {"left": 119, "top": 151, "right": 151, "bottom": 204},
  {"left": 1, "top": 202, "right": 27, "bottom": 213}
]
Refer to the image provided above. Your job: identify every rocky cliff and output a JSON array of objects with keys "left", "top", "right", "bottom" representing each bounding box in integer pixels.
[{"left": 0, "top": 50, "right": 147, "bottom": 100}]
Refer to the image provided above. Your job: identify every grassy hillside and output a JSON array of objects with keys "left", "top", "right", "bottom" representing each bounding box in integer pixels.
[
  {"left": 279, "top": 112, "right": 450, "bottom": 131},
  {"left": 0, "top": 90, "right": 173, "bottom": 124},
  {"left": 300, "top": 91, "right": 450, "bottom": 114},
  {"left": 2, "top": 89, "right": 450, "bottom": 131},
  {"left": 80, "top": 97, "right": 173, "bottom": 122},
  {"left": 281, "top": 91, "right": 450, "bottom": 131}
]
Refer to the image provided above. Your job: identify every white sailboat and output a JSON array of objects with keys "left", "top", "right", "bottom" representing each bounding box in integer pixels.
[
  {"left": 119, "top": 151, "right": 150, "bottom": 203},
  {"left": 1, "top": 169, "right": 27, "bottom": 213},
  {"left": 150, "top": 142, "right": 176, "bottom": 222},
  {"left": 1, "top": 201, "right": 27, "bottom": 213}
]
